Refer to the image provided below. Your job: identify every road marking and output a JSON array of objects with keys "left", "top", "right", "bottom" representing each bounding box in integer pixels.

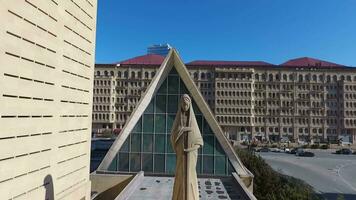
[{"left": 336, "top": 163, "right": 356, "bottom": 192}]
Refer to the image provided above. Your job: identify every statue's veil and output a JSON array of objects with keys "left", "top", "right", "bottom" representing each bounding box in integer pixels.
[{"left": 170, "top": 95, "right": 203, "bottom": 151}]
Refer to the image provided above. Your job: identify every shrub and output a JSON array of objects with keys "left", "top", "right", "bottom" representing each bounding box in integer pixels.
[
  {"left": 310, "top": 144, "right": 319, "bottom": 149},
  {"left": 236, "top": 148, "right": 321, "bottom": 200},
  {"left": 320, "top": 144, "right": 329, "bottom": 149},
  {"left": 101, "top": 129, "right": 114, "bottom": 138}
]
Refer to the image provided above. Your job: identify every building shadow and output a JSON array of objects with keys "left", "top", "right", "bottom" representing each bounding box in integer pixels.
[{"left": 44, "top": 175, "right": 54, "bottom": 200}]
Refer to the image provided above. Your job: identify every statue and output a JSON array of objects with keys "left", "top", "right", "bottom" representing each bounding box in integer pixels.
[{"left": 171, "top": 94, "right": 203, "bottom": 200}]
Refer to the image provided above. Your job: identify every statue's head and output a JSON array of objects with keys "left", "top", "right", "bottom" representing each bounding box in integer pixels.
[{"left": 181, "top": 94, "right": 191, "bottom": 112}]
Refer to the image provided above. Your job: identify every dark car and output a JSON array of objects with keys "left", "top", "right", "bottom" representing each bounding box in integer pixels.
[
  {"left": 257, "top": 147, "right": 270, "bottom": 152},
  {"left": 335, "top": 148, "right": 353, "bottom": 155},
  {"left": 302, "top": 152, "right": 315, "bottom": 157},
  {"left": 295, "top": 149, "right": 315, "bottom": 157},
  {"left": 290, "top": 148, "right": 299, "bottom": 154}
]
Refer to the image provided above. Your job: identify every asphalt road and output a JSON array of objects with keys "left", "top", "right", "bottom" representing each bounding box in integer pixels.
[{"left": 258, "top": 150, "right": 356, "bottom": 199}]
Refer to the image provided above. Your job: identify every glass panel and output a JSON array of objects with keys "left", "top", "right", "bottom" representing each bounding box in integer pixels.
[
  {"left": 143, "top": 134, "right": 153, "bottom": 152},
  {"left": 215, "top": 156, "right": 226, "bottom": 175},
  {"left": 215, "top": 140, "right": 224, "bottom": 156},
  {"left": 166, "top": 136, "right": 174, "bottom": 153},
  {"left": 130, "top": 153, "right": 141, "bottom": 172},
  {"left": 132, "top": 118, "right": 142, "bottom": 133},
  {"left": 167, "top": 114, "right": 175, "bottom": 132},
  {"left": 203, "top": 156, "right": 214, "bottom": 174},
  {"left": 192, "top": 101, "right": 201, "bottom": 114},
  {"left": 170, "top": 67, "right": 178, "bottom": 74},
  {"left": 143, "top": 114, "right": 154, "bottom": 133},
  {"left": 168, "top": 76, "right": 179, "bottom": 94},
  {"left": 155, "top": 114, "right": 166, "bottom": 133},
  {"left": 144, "top": 99, "right": 154, "bottom": 113},
  {"left": 118, "top": 153, "right": 129, "bottom": 171},
  {"left": 154, "top": 154, "right": 165, "bottom": 173},
  {"left": 156, "top": 95, "right": 167, "bottom": 113},
  {"left": 167, "top": 95, "right": 178, "bottom": 113},
  {"left": 166, "top": 154, "right": 176, "bottom": 173},
  {"left": 131, "top": 134, "right": 141, "bottom": 152},
  {"left": 196, "top": 155, "right": 202, "bottom": 174},
  {"left": 203, "top": 136, "right": 214, "bottom": 154},
  {"left": 108, "top": 155, "right": 117, "bottom": 171},
  {"left": 154, "top": 134, "right": 166, "bottom": 153},
  {"left": 180, "top": 79, "right": 189, "bottom": 94},
  {"left": 142, "top": 153, "right": 153, "bottom": 172},
  {"left": 157, "top": 79, "right": 167, "bottom": 94},
  {"left": 120, "top": 137, "right": 130, "bottom": 152},
  {"left": 196, "top": 115, "right": 203, "bottom": 132},
  {"left": 203, "top": 119, "right": 213, "bottom": 134}
]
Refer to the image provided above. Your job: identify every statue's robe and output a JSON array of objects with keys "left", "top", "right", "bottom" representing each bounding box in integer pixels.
[{"left": 171, "top": 100, "right": 203, "bottom": 200}]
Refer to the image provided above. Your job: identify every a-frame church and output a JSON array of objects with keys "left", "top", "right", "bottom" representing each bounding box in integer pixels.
[{"left": 93, "top": 49, "right": 255, "bottom": 199}]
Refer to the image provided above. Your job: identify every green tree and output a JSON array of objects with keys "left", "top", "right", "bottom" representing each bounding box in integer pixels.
[{"left": 236, "top": 149, "right": 321, "bottom": 200}]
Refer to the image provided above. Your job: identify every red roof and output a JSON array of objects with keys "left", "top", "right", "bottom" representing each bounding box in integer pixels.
[
  {"left": 280, "top": 57, "right": 344, "bottom": 68},
  {"left": 186, "top": 60, "right": 273, "bottom": 67},
  {"left": 117, "top": 54, "right": 165, "bottom": 65}
]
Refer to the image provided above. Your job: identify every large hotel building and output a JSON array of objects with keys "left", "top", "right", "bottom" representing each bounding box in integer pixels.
[
  {"left": 0, "top": 1, "right": 97, "bottom": 199},
  {"left": 94, "top": 54, "right": 356, "bottom": 145}
]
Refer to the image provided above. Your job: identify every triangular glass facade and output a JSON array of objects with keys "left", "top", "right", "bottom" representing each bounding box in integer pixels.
[{"left": 108, "top": 67, "right": 234, "bottom": 176}]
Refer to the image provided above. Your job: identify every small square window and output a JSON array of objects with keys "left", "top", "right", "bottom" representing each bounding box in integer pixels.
[
  {"left": 144, "top": 100, "right": 154, "bottom": 113},
  {"left": 118, "top": 153, "right": 129, "bottom": 171},
  {"left": 154, "top": 154, "right": 165, "bottom": 173},
  {"left": 180, "top": 79, "right": 189, "bottom": 94},
  {"left": 154, "top": 134, "right": 166, "bottom": 153},
  {"left": 215, "top": 156, "right": 226, "bottom": 175},
  {"left": 157, "top": 80, "right": 167, "bottom": 94},
  {"left": 131, "top": 134, "right": 141, "bottom": 152},
  {"left": 167, "top": 114, "right": 176, "bottom": 132},
  {"left": 120, "top": 137, "right": 130, "bottom": 152},
  {"left": 156, "top": 95, "right": 167, "bottom": 113},
  {"left": 167, "top": 95, "right": 179, "bottom": 113},
  {"left": 155, "top": 114, "right": 166, "bottom": 133},
  {"left": 166, "top": 154, "right": 176, "bottom": 173},
  {"left": 203, "top": 136, "right": 214, "bottom": 155},
  {"left": 203, "top": 156, "right": 214, "bottom": 174},
  {"left": 130, "top": 153, "right": 141, "bottom": 172},
  {"left": 168, "top": 76, "right": 179, "bottom": 94},
  {"left": 143, "top": 134, "right": 153, "bottom": 152},
  {"left": 143, "top": 114, "right": 154, "bottom": 133},
  {"left": 142, "top": 153, "right": 153, "bottom": 172},
  {"left": 132, "top": 118, "right": 142, "bottom": 133},
  {"left": 166, "top": 136, "right": 174, "bottom": 153}
]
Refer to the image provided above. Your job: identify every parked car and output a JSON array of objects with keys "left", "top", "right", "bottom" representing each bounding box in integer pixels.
[
  {"left": 257, "top": 147, "right": 270, "bottom": 152},
  {"left": 284, "top": 148, "right": 290, "bottom": 153},
  {"left": 295, "top": 148, "right": 315, "bottom": 157},
  {"left": 295, "top": 148, "right": 304, "bottom": 156},
  {"left": 270, "top": 148, "right": 281, "bottom": 153},
  {"left": 301, "top": 152, "right": 315, "bottom": 157},
  {"left": 335, "top": 148, "right": 353, "bottom": 155},
  {"left": 290, "top": 148, "right": 299, "bottom": 154}
]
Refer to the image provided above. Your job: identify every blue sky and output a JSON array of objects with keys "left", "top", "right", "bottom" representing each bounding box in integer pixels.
[{"left": 95, "top": 0, "right": 356, "bottom": 66}]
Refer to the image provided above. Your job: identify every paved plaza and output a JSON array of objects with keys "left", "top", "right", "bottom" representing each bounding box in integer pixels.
[
  {"left": 259, "top": 150, "right": 356, "bottom": 200},
  {"left": 128, "top": 176, "right": 243, "bottom": 200}
]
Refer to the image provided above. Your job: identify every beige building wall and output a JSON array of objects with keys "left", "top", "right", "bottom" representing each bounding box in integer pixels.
[
  {"left": 93, "top": 64, "right": 356, "bottom": 145},
  {"left": 0, "top": 0, "right": 97, "bottom": 199}
]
